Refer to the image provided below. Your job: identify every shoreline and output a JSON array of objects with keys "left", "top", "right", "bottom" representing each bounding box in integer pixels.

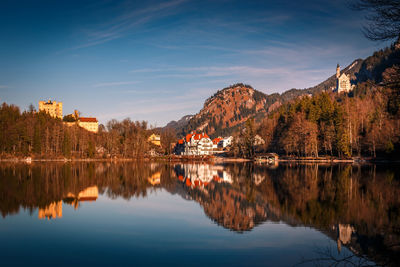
[{"left": 1, "top": 156, "right": 399, "bottom": 164}]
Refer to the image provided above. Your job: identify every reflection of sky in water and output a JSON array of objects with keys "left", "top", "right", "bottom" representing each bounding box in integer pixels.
[{"left": 0, "top": 189, "right": 353, "bottom": 266}]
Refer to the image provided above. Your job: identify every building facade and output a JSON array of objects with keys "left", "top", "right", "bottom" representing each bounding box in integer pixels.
[
  {"left": 148, "top": 134, "right": 161, "bottom": 146},
  {"left": 38, "top": 99, "right": 63, "bottom": 119},
  {"left": 175, "top": 132, "right": 214, "bottom": 156},
  {"left": 335, "top": 64, "right": 353, "bottom": 93},
  {"left": 218, "top": 136, "right": 233, "bottom": 148},
  {"left": 78, "top": 117, "right": 99, "bottom": 133}
]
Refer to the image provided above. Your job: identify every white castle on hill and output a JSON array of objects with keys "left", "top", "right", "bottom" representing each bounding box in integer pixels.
[{"left": 335, "top": 64, "right": 354, "bottom": 93}]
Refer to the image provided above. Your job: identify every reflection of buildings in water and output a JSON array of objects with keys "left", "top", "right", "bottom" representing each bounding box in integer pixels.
[
  {"left": 64, "top": 186, "right": 99, "bottom": 210},
  {"left": 335, "top": 224, "right": 355, "bottom": 253},
  {"left": 67, "top": 186, "right": 99, "bottom": 201},
  {"left": 255, "top": 160, "right": 279, "bottom": 169},
  {"left": 148, "top": 172, "right": 161, "bottom": 186},
  {"left": 38, "top": 201, "right": 62, "bottom": 220},
  {"left": 149, "top": 163, "right": 161, "bottom": 172},
  {"left": 177, "top": 164, "right": 232, "bottom": 188},
  {"left": 253, "top": 173, "right": 265, "bottom": 186},
  {"left": 39, "top": 186, "right": 99, "bottom": 219}
]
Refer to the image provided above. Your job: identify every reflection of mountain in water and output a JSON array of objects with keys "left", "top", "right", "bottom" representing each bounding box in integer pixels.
[
  {"left": 0, "top": 162, "right": 399, "bottom": 266},
  {"left": 173, "top": 164, "right": 270, "bottom": 232}
]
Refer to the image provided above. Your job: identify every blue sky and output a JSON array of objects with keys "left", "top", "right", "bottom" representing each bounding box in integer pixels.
[{"left": 0, "top": 0, "right": 388, "bottom": 126}]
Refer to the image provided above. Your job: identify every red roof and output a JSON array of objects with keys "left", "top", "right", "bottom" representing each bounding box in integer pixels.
[
  {"left": 194, "top": 133, "right": 209, "bottom": 140},
  {"left": 185, "top": 179, "right": 192, "bottom": 187},
  {"left": 79, "top": 117, "right": 98, "bottom": 122},
  {"left": 178, "top": 139, "right": 184, "bottom": 144},
  {"left": 178, "top": 175, "right": 184, "bottom": 181},
  {"left": 213, "top": 138, "right": 222, "bottom": 144},
  {"left": 184, "top": 132, "right": 210, "bottom": 142},
  {"left": 186, "top": 133, "right": 194, "bottom": 142}
]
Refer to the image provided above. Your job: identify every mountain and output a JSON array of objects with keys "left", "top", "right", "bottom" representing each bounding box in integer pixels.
[
  {"left": 164, "top": 115, "right": 193, "bottom": 132},
  {"left": 175, "top": 61, "right": 365, "bottom": 138},
  {"left": 181, "top": 83, "right": 277, "bottom": 137},
  {"left": 165, "top": 39, "right": 400, "bottom": 138}
]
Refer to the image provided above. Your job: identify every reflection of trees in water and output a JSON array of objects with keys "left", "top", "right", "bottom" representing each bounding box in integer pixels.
[
  {"left": 0, "top": 162, "right": 399, "bottom": 265},
  {"left": 0, "top": 162, "right": 160, "bottom": 217},
  {"left": 224, "top": 163, "right": 400, "bottom": 266}
]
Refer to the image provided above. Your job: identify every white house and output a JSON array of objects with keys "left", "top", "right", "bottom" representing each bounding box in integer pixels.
[
  {"left": 178, "top": 132, "right": 214, "bottom": 156},
  {"left": 218, "top": 136, "right": 233, "bottom": 148}
]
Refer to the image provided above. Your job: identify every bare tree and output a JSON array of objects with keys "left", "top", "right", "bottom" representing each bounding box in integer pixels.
[{"left": 352, "top": 0, "right": 400, "bottom": 41}]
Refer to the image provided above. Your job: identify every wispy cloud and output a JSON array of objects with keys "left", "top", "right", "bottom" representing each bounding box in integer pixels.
[
  {"left": 74, "top": 0, "right": 187, "bottom": 49},
  {"left": 92, "top": 81, "right": 140, "bottom": 88},
  {"left": 130, "top": 65, "right": 328, "bottom": 79},
  {"left": 0, "top": 85, "right": 9, "bottom": 89}
]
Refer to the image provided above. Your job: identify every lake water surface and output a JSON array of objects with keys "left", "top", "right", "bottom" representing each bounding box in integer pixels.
[{"left": 0, "top": 162, "right": 399, "bottom": 266}]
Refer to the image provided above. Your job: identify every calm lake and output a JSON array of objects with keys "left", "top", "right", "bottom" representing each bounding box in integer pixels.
[{"left": 0, "top": 162, "right": 399, "bottom": 266}]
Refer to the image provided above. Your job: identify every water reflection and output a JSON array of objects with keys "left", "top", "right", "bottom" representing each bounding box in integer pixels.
[
  {"left": 0, "top": 162, "right": 399, "bottom": 266},
  {"left": 38, "top": 201, "right": 62, "bottom": 220},
  {"left": 38, "top": 186, "right": 99, "bottom": 220}
]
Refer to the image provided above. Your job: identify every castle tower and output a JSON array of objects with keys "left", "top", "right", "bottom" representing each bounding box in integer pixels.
[
  {"left": 336, "top": 64, "right": 340, "bottom": 79},
  {"left": 38, "top": 99, "right": 63, "bottom": 119}
]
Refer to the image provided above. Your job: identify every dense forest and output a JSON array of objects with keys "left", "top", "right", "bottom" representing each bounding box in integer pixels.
[
  {"left": 252, "top": 47, "right": 400, "bottom": 158},
  {"left": 0, "top": 104, "right": 157, "bottom": 159},
  {"left": 255, "top": 81, "right": 400, "bottom": 158}
]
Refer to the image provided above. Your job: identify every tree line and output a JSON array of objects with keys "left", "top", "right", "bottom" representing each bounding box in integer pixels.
[
  {"left": 0, "top": 104, "right": 173, "bottom": 159},
  {"left": 256, "top": 78, "right": 400, "bottom": 158}
]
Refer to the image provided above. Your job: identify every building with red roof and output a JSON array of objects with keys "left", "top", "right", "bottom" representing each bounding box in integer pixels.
[
  {"left": 180, "top": 132, "right": 213, "bottom": 155},
  {"left": 78, "top": 117, "right": 99, "bottom": 133}
]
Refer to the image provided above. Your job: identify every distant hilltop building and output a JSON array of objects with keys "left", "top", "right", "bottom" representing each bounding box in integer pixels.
[
  {"left": 335, "top": 64, "right": 354, "bottom": 93},
  {"left": 64, "top": 110, "right": 99, "bottom": 133},
  {"left": 38, "top": 99, "right": 63, "bottom": 119}
]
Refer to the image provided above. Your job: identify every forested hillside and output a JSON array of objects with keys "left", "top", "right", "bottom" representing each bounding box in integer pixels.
[
  {"left": 172, "top": 40, "right": 400, "bottom": 139},
  {"left": 255, "top": 76, "right": 400, "bottom": 158},
  {"left": 182, "top": 83, "right": 273, "bottom": 137},
  {"left": 252, "top": 40, "right": 400, "bottom": 158},
  {"left": 0, "top": 104, "right": 151, "bottom": 159}
]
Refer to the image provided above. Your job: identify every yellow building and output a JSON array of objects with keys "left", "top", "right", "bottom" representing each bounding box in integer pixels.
[
  {"left": 78, "top": 117, "right": 99, "bottom": 133},
  {"left": 38, "top": 99, "right": 63, "bottom": 119},
  {"left": 148, "top": 133, "right": 161, "bottom": 146}
]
